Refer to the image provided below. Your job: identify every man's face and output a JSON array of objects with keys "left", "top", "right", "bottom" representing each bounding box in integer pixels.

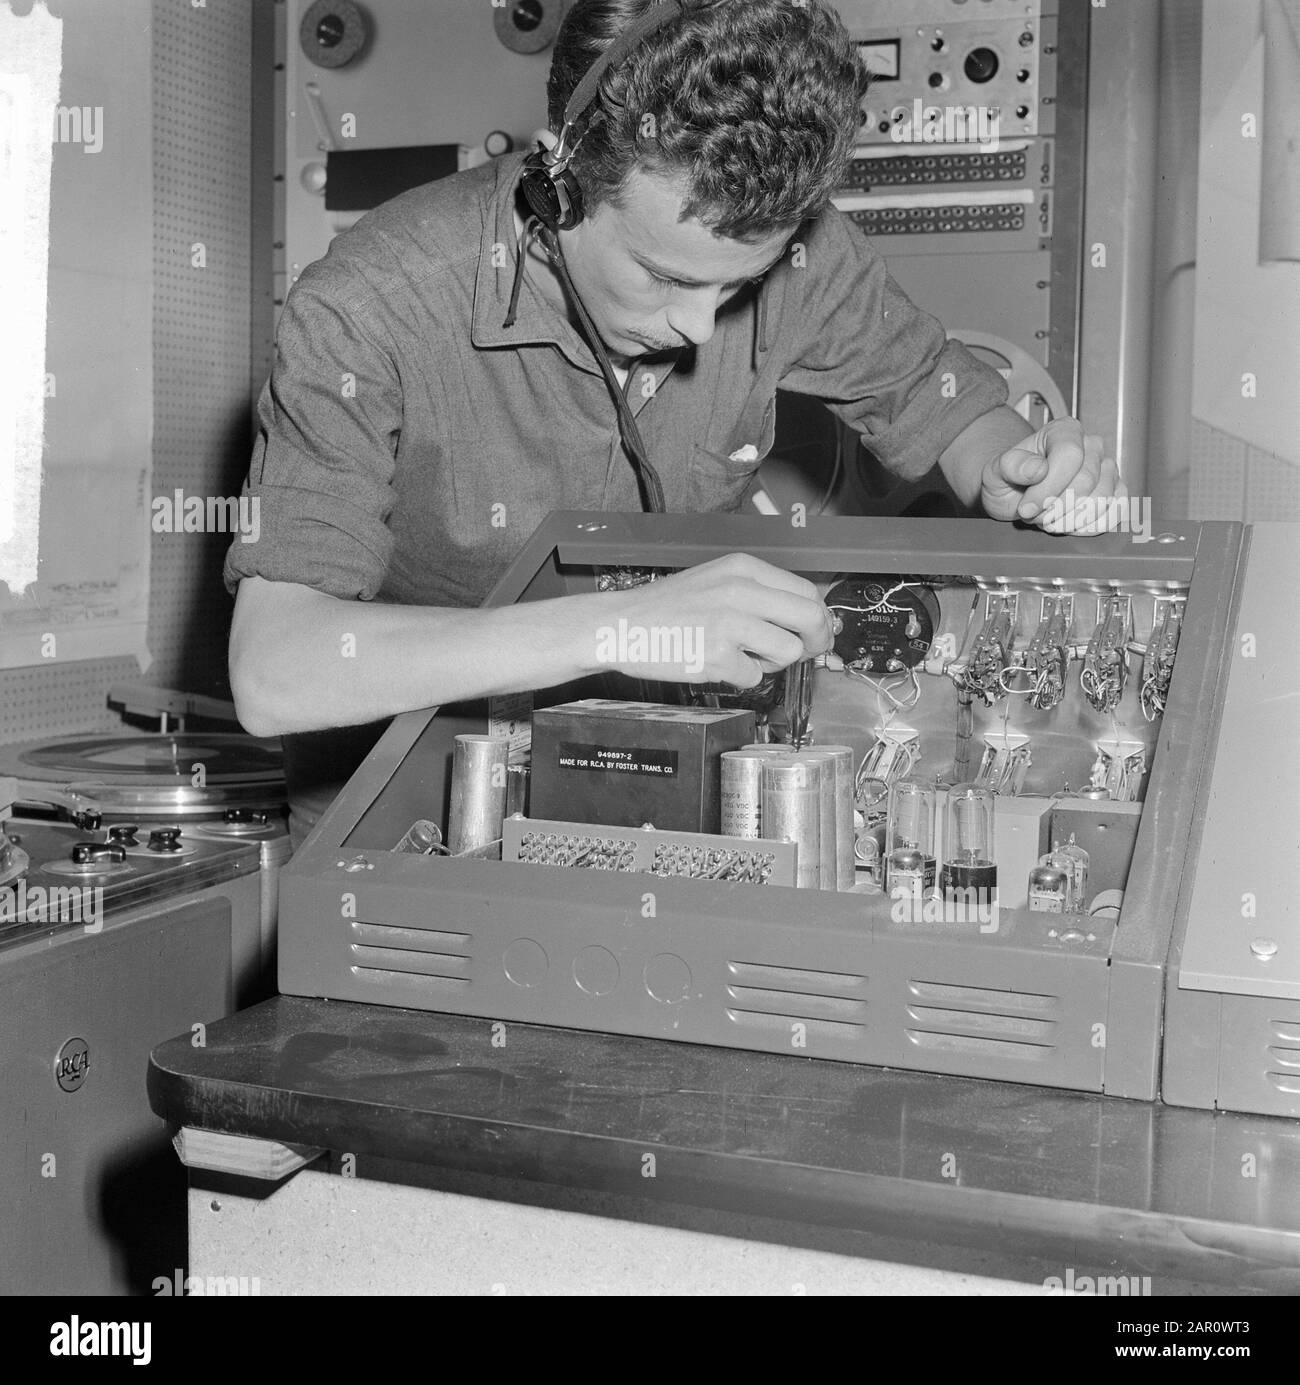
[{"left": 560, "top": 166, "right": 795, "bottom": 362}]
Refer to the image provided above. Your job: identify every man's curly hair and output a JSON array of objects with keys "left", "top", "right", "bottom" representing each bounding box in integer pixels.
[{"left": 546, "top": 0, "right": 868, "bottom": 241}]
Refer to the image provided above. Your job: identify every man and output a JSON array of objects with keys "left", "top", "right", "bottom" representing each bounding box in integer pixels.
[{"left": 227, "top": 0, "right": 1124, "bottom": 844}]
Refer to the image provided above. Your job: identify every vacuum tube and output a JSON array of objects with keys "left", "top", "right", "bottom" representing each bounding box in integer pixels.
[
  {"left": 940, "top": 783, "right": 997, "bottom": 905},
  {"left": 885, "top": 780, "right": 936, "bottom": 897}
]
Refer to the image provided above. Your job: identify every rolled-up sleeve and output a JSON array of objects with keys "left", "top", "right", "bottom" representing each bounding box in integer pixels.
[
  {"left": 777, "top": 206, "right": 1008, "bottom": 481},
  {"left": 223, "top": 271, "right": 403, "bottom": 600}
]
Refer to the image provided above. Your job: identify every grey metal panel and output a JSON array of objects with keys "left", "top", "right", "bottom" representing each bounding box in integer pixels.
[
  {"left": 280, "top": 850, "right": 1114, "bottom": 1091},
  {"left": 1046, "top": 0, "right": 1090, "bottom": 413},
  {"left": 486, "top": 513, "right": 1199, "bottom": 606},
  {"left": 835, "top": 0, "right": 1051, "bottom": 143},
  {"left": 886, "top": 251, "right": 1053, "bottom": 369},
  {"left": 1104, "top": 521, "right": 1247, "bottom": 1099},
  {"left": 1049, "top": 802, "right": 1141, "bottom": 889},
  {"left": 1157, "top": 514, "right": 1251, "bottom": 1107},
  {"left": 0, "top": 892, "right": 237, "bottom": 1294},
  {"left": 1161, "top": 984, "right": 1224, "bottom": 1112},
  {"left": 1217, "top": 994, "right": 1300, "bottom": 1121},
  {"left": 1104, "top": 958, "right": 1166, "bottom": 1102},
  {"left": 1077, "top": 0, "right": 1160, "bottom": 491},
  {"left": 1179, "top": 524, "right": 1300, "bottom": 999},
  {"left": 1144, "top": 0, "right": 1202, "bottom": 517},
  {"left": 1108, "top": 521, "right": 1244, "bottom": 973}
]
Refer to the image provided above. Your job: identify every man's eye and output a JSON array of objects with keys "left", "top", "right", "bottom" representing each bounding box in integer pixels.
[{"left": 647, "top": 271, "right": 762, "bottom": 292}]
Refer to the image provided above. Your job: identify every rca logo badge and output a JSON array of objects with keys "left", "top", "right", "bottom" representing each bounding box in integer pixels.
[{"left": 54, "top": 1036, "right": 90, "bottom": 1093}]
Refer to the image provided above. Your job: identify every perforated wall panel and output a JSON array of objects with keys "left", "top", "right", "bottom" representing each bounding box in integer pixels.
[
  {"left": 149, "top": 0, "right": 253, "bottom": 695},
  {"left": 1244, "top": 447, "right": 1300, "bottom": 523},
  {"left": 1188, "top": 419, "right": 1246, "bottom": 521}
]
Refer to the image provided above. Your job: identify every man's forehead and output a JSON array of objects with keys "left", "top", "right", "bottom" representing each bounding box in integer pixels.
[{"left": 603, "top": 166, "right": 793, "bottom": 278}]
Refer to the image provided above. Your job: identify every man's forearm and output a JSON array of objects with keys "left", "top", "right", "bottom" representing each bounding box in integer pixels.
[
  {"left": 230, "top": 577, "right": 606, "bottom": 737},
  {"left": 937, "top": 405, "right": 1036, "bottom": 508},
  {"left": 230, "top": 553, "right": 839, "bottom": 739}
]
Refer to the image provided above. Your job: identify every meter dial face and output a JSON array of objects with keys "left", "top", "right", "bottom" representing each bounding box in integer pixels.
[{"left": 826, "top": 576, "right": 939, "bottom": 673}]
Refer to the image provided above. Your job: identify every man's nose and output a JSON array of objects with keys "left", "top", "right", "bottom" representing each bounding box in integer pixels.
[{"left": 666, "top": 290, "right": 722, "bottom": 347}]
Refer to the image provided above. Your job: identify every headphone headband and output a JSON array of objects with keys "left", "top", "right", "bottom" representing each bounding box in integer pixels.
[
  {"left": 556, "top": 0, "right": 685, "bottom": 153},
  {"left": 525, "top": 0, "right": 685, "bottom": 231}
]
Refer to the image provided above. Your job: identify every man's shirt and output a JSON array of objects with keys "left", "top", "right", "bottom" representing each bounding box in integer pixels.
[
  {"left": 224, "top": 152, "right": 1006, "bottom": 838},
  {"left": 225, "top": 151, "right": 1005, "bottom": 608}
]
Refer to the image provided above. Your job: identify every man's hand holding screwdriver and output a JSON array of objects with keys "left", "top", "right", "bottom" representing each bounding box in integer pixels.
[{"left": 582, "top": 552, "right": 839, "bottom": 688}]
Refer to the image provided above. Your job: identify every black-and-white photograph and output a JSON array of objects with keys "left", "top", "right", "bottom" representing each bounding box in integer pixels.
[{"left": 1, "top": 0, "right": 1297, "bottom": 1325}]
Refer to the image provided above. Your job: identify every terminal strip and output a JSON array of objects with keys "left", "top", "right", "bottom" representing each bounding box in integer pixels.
[
  {"left": 1141, "top": 597, "right": 1184, "bottom": 721},
  {"left": 514, "top": 831, "right": 638, "bottom": 872},
  {"left": 504, "top": 818, "right": 796, "bottom": 887},
  {"left": 953, "top": 591, "right": 1018, "bottom": 705},
  {"left": 1022, "top": 593, "right": 1073, "bottom": 710},
  {"left": 1081, "top": 594, "right": 1132, "bottom": 714},
  {"left": 649, "top": 843, "right": 777, "bottom": 884}
]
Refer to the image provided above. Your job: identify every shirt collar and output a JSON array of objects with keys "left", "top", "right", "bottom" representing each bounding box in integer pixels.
[{"left": 471, "top": 153, "right": 604, "bottom": 375}]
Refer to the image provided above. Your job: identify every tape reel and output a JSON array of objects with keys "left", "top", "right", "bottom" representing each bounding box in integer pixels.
[
  {"left": 494, "top": 0, "right": 566, "bottom": 55},
  {"left": 300, "top": 0, "right": 370, "bottom": 70}
]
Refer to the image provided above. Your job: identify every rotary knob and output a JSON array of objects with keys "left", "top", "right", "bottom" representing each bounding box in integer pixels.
[
  {"left": 107, "top": 823, "right": 139, "bottom": 847},
  {"left": 964, "top": 47, "right": 999, "bottom": 84},
  {"left": 71, "top": 842, "right": 127, "bottom": 866},
  {"left": 148, "top": 826, "right": 183, "bottom": 853}
]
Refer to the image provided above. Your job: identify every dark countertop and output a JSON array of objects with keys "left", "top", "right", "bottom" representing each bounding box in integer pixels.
[{"left": 148, "top": 995, "right": 1300, "bottom": 1292}]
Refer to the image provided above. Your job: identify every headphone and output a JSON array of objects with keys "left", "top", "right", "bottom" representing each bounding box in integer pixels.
[{"left": 521, "top": 1, "right": 685, "bottom": 232}]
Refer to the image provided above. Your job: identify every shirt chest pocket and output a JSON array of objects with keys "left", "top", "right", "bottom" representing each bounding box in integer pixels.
[{"left": 682, "top": 395, "right": 777, "bottom": 514}]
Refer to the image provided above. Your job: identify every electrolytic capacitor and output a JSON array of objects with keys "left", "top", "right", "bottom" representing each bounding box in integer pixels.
[
  {"left": 855, "top": 819, "right": 887, "bottom": 885},
  {"left": 799, "top": 744, "right": 856, "bottom": 891},
  {"left": 793, "top": 749, "right": 836, "bottom": 889},
  {"left": 761, "top": 757, "right": 822, "bottom": 890},
  {"left": 721, "top": 748, "right": 792, "bottom": 839},
  {"left": 392, "top": 819, "right": 443, "bottom": 854},
  {"left": 449, "top": 734, "right": 510, "bottom": 858}
]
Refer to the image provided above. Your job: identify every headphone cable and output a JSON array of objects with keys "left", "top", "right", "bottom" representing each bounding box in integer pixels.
[{"left": 537, "top": 222, "right": 667, "bottom": 514}]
